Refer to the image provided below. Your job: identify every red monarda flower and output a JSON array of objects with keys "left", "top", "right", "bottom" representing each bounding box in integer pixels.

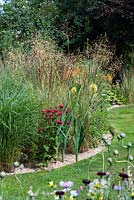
[
  {"left": 47, "top": 113, "right": 53, "bottom": 117},
  {"left": 57, "top": 111, "right": 62, "bottom": 116},
  {"left": 42, "top": 109, "right": 52, "bottom": 113},
  {"left": 53, "top": 109, "right": 59, "bottom": 113},
  {"left": 59, "top": 104, "right": 64, "bottom": 109},
  {"left": 50, "top": 109, "right": 55, "bottom": 113},
  {"left": 56, "top": 120, "right": 63, "bottom": 125}
]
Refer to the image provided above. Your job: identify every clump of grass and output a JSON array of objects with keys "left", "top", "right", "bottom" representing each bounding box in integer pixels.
[
  {"left": 0, "top": 70, "right": 41, "bottom": 171},
  {"left": 88, "top": 34, "right": 123, "bottom": 75},
  {"left": 120, "top": 68, "right": 134, "bottom": 104},
  {"left": 0, "top": 37, "right": 112, "bottom": 166}
]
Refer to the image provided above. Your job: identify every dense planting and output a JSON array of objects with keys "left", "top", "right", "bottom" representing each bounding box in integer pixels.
[
  {"left": 0, "top": 1, "right": 134, "bottom": 199},
  {"left": 1, "top": 128, "right": 134, "bottom": 199},
  {"left": 0, "top": 39, "right": 110, "bottom": 171}
]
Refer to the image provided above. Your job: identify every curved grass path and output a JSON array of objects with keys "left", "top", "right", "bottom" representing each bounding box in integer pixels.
[
  {"left": 1, "top": 105, "right": 134, "bottom": 199},
  {"left": 109, "top": 105, "right": 134, "bottom": 143}
]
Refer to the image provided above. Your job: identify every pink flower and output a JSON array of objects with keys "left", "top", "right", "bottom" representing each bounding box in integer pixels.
[
  {"left": 56, "top": 120, "right": 63, "bottom": 125},
  {"left": 113, "top": 185, "right": 122, "bottom": 191},
  {"left": 59, "top": 104, "right": 64, "bottom": 109},
  {"left": 60, "top": 181, "right": 73, "bottom": 188}
]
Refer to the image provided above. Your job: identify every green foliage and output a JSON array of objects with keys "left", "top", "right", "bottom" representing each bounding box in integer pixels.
[
  {"left": 36, "top": 105, "right": 72, "bottom": 163},
  {"left": 0, "top": 70, "right": 41, "bottom": 171},
  {"left": 106, "top": 88, "right": 123, "bottom": 105},
  {"left": 0, "top": 0, "right": 134, "bottom": 65},
  {"left": 0, "top": 0, "right": 57, "bottom": 53},
  {"left": 73, "top": 113, "right": 87, "bottom": 162},
  {"left": 55, "top": 0, "right": 92, "bottom": 51},
  {"left": 1, "top": 106, "right": 134, "bottom": 199},
  {"left": 89, "top": 105, "right": 109, "bottom": 147},
  {"left": 89, "top": 0, "right": 134, "bottom": 60},
  {"left": 120, "top": 68, "right": 134, "bottom": 104},
  {"left": 0, "top": 37, "right": 110, "bottom": 170}
]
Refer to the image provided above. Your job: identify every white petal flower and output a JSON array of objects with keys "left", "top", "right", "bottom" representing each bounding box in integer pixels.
[{"left": 70, "top": 190, "right": 79, "bottom": 197}]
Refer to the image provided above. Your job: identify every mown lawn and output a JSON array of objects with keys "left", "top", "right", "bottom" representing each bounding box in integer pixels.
[
  {"left": 1, "top": 105, "right": 134, "bottom": 199},
  {"left": 109, "top": 105, "right": 134, "bottom": 143}
]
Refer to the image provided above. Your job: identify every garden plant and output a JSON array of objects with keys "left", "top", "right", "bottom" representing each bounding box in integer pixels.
[
  {"left": 0, "top": 1, "right": 134, "bottom": 199},
  {"left": 1, "top": 128, "right": 134, "bottom": 199}
]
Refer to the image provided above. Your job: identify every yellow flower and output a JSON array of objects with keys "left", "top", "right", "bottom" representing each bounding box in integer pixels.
[
  {"left": 71, "top": 87, "right": 77, "bottom": 94},
  {"left": 98, "top": 196, "right": 103, "bottom": 200},
  {"left": 101, "top": 74, "right": 113, "bottom": 82},
  {"left": 49, "top": 181, "right": 54, "bottom": 187},
  {"left": 89, "top": 191, "right": 96, "bottom": 197},
  {"left": 89, "top": 83, "right": 97, "bottom": 93},
  {"left": 94, "top": 183, "right": 102, "bottom": 189},
  {"left": 69, "top": 196, "right": 74, "bottom": 200},
  {"left": 131, "top": 192, "right": 134, "bottom": 197},
  {"left": 107, "top": 74, "right": 113, "bottom": 81}
]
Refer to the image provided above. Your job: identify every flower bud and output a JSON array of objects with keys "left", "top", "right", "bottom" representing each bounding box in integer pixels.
[
  {"left": 127, "top": 142, "right": 132, "bottom": 148},
  {"left": 117, "top": 134, "right": 121, "bottom": 140},
  {"left": 128, "top": 155, "right": 133, "bottom": 161},
  {"left": 106, "top": 141, "right": 111, "bottom": 146},
  {"left": 13, "top": 161, "right": 20, "bottom": 168},
  {"left": 102, "top": 134, "right": 108, "bottom": 141},
  {"left": 113, "top": 150, "right": 119, "bottom": 156},
  {"left": 107, "top": 157, "right": 112, "bottom": 164},
  {"left": 120, "top": 133, "right": 125, "bottom": 139}
]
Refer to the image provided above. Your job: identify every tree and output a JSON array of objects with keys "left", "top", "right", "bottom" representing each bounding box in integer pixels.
[
  {"left": 89, "top": 0, "right": 134, "bottom": 60},
  {"left": 55, "top": 0, "right": 93, "bottom": 52},
  {"left": 0, "top": 0, "right": 57, "bottom": 53}
]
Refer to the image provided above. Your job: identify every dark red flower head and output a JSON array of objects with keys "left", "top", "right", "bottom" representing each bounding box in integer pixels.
[
  {"left": 47, "top": 113, "right": 53, "bottom": 117},
  {"left": 82, "top": 179, "right": 91, "bottom": 185},
  {"left": 55, "top": 190, "right": 65, "bottom": 196},
  {"left": 119, "top": 172, "right": 129, "bottom": 180},
  {"left": 57, "top": 111, "right": 62, "bottom": 116},
  {"left": 56, "top": 120, "right": 63, "bottom": 125},
  {"left": 53, "top": 109, "right": 59, "bottom": 113},
  {"left": 59, "top": 104, "right": 64, "bottom": 109},
  {"left": 42, "top": 109, "right": 52, "bottom": 113},
  {"left": 97, "top": 171, "right": 106, "bottom": 177}
]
